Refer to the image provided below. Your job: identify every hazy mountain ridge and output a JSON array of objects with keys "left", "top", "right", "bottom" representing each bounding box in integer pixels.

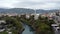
[{"left": 0, "top": 8, "right": 59, "bottom": 14}]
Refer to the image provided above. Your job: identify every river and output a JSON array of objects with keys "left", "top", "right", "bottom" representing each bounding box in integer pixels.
[{"left": 21, "top": 22, "right": 34, "bottom": 34}]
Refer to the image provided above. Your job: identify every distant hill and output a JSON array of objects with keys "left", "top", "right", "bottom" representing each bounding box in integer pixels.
[
  {"left": 36, "top": 9, "right": 59, "bottom": 13},
  {"left": 0, "top": 8, "right": 59, "bottom": 14}
]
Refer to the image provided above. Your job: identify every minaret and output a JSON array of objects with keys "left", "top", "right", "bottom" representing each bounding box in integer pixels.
[
  {"left": 34, "top": 9, "right": 40, "bottom": 20},
  {"left": 35, "top": 9, "right": 36, "bottom": 15},
  {"left": 34, "top": 9, "right": 37, "bottom": 20}
]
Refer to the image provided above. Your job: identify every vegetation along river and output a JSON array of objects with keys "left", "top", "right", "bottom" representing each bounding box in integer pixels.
[{"left": 21, "top": 22, "right": 35, "bottom": 34}]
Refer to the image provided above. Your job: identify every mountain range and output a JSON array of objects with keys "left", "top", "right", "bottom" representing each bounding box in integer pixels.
[{"left": 0, "top": 8, "right": 59, "bottom": 14}]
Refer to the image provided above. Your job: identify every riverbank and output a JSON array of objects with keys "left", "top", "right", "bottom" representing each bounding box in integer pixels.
[
  {"left": 0, "top": 15, "right": 55, "bottom": 34},
  {"left": 20, "top": 15, "right": 54, "bottom": 34},
  {"left": 21, "top": 22, "right": 35, "bottom": 34}
]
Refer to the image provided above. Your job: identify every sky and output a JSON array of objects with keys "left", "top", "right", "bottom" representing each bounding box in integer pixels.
[{"left": 0, "top": 0, "right": 60, "bottom": 10}]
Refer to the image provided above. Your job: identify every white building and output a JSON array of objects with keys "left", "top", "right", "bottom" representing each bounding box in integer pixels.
[
  {"left": 0, "top": 29, "right": 5, "bottom": 32},
  {"left": 34, "top": 14, "right": 40, "bottom": 20},
  {"left": 51, "top": 24, "right": 59, "bottom": 32},
  {"left": 0, "top": 20, "right": 6, "bottom": 32},
  {"left": 48, "top": 12, "right": 56, "bottom": 20},
  {"left": 26, "top": 14, "right": 30, "bottom": 19},
  {"left": 0, "top": 20, "right": 6, "bottom": 24},
  {"left": 54, "top": 16, "right": 60, "bottom": 24},
  {"left": 6, "top": 13, "right": 18, "bottom": 17},
  {"left": 8, "top": 32, "right": 12, "bottom": 34}
]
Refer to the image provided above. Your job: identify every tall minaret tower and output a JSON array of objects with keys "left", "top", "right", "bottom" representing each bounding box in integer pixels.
[
  {"left": 34, "top": 9, "right": 37, "bottom": 20},
  {"left": 34, "top": 9, "right": 40, "bottom": 20},
  {"left": 35, "top": 9, "right": 36, "bottom": 15}
]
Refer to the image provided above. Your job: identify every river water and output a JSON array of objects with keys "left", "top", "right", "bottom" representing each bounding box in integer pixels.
[{"left": 22, "top": 23, "right": 34, "bottom": 34}]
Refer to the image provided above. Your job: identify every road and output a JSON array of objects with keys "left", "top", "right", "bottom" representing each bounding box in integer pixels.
[{"left": 53, "top": 18, "right": 60, "bottom": 34}]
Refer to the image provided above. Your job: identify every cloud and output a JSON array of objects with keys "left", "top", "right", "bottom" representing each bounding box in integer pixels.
[
  {"left": 0, "top": 0, "right": 19, "bottom": 8},
  {"left": 0, "top": 0, "right": 60, "bottom": 9}
]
